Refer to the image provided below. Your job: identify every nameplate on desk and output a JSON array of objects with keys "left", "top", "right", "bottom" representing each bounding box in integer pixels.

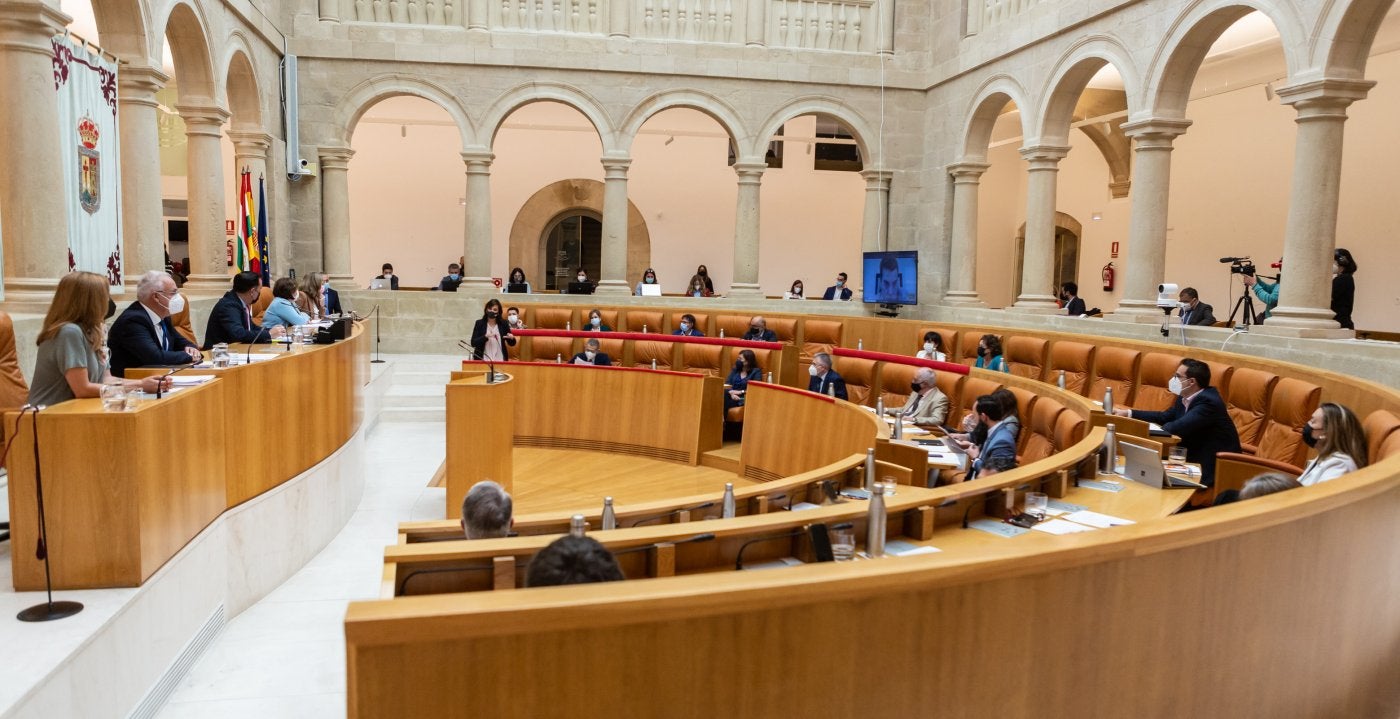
[
  {"left": 1078, "top": 479, "right": 1125, "bottom": 493},
  {"left": 1047, "top": 499, "right": 1086, "bottom": 513},
  {"left": 885, "top": 540, "right": 942, "bottom": 556},
  {"left": 169, "top": 375, "right": 216, "bottom": 386},
  {"left": 967, "top": 519, "right": 1029, "bottom": 538}
]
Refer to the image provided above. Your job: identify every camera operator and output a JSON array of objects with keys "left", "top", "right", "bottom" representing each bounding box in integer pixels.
[
  {"left": 1241, "top": 258, "right": 1281, "bottom": 321},
  {"left": 1332, "top": 248, "right": 1358, "bottom": 330}
]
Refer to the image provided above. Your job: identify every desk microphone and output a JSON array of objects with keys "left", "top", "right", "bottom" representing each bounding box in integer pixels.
[
  {"left": 457, "top": 339, "right": 496, "bottom": 384},
  {"left": 628, "top": 501, "right": 716, "bottom": 527},
  {"left": 733, "top": 522, "right": 852, "bottom": 570},
  {"left": 613, "top": 532, "right": 716, "bottom": 555},
  {"left": 156, "top": 361, "right": 203, "bottom": 399},
  {"left": 246, "top": 323, "right": 269, "bottom": 365}
]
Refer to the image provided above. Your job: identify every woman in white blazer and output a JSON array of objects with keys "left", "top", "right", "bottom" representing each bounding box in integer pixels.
[{"left": 1296, "top": 402, "right": 1369, "bottom": 486}]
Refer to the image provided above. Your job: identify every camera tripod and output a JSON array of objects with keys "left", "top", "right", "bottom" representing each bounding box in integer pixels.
[{"left": 1228, "top": 280, "right": 1259, "bottom": 328}]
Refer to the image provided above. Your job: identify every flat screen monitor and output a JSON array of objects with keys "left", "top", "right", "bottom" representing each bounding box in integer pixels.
[
  {"left": 567, "top": 281, "right": 595, "bottom": 295},
  {"left": 862, "top": 251, "right": 918, "bottom": 305}
]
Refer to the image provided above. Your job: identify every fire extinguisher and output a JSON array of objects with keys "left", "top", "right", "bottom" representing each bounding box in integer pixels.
[{"left": 1101, "top": 262, "right": 1115, "bottom": 292}]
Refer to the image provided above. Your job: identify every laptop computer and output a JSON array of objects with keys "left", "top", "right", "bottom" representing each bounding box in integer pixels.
[
  {"left": 368, "top": 278, "right": 389, "bottom": 290},
  {"left": 506, "top": 283, "right": 529, "bottom": 293},
  {"left": 567, "top": 281, "right": 595, "bottom": 295},
  {"left": 1120, "top": 440, "right": 1206, "bottom": 490},
  {"left": 640, "top": 284, "right": 662, "bottom": 297}
]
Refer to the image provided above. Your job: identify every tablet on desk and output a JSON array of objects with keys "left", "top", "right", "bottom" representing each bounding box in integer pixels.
[{"left": 640, "top": 284, "right": 662, "bottom": 297}]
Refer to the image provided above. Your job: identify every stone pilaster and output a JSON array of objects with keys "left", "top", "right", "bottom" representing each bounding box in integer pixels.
[
  {"left": 944, "top": 162, "right": 989, "bottom": 307},
  {"left": 178, "top": 103, "right": 234, "bottom": 292},
  {"left": 859, "top": 169, "right": 892, "bottom": 253},
  {"left": 729, "top": 161, "right": 767, "bottom": 296},
  {"left": 318, "top": 145, "right": 356, "bottom": 289},
  {"left": 1109, "top": 118, "right": 1191, "bottom": 322},
  {"left": 596, "top": 155, "right": 632, "bottom": 295},
  {"left": 118, "top": 64, "right": 170, "bottom": 288},
  {"left": 1013, "top": 145, "right": 1069, "bottom": 313}
]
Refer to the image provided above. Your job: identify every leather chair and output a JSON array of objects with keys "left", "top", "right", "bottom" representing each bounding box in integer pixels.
[
  {"left": 1362, "top": 410, "right": 1400, "bottom": 464},
  {"left": 714, "top": 315, "right": 753, "bottom": 340},
  {"left": 1048, "top": 340, "right": 1095, "bottom": 396},
  {"left": 1004, "top": 385, "right": 1039, "bottom": 453},
  {"left": 625, "top": 310, "right": 665, "bottom": 334},
  {"left": 933, "top": 370, "right": 965, "bottom": 416},
  {"left": 250, "top": 286, "right": 273, "bottom": 325},
  {"left": 1054, "top": 410, "right": 1087, "bottom": 449},
  {"left": 681, "top": 343, "right": 724, "bottom": 377},
  {"left": 669, "top": 311, "right": 710, "bottom": 336},
  {"left": 747, "top": 348, "right": 779, "bottom": 384},
  {"left": 1004, "top": 336, "right": 1049, "bottom": 381},
  {"left": 1019, "top": 399, "right": 1065, "bottom": 463},
  {"left": 531, "top": 336, "right": 575, "bottom": 363},
  {"left": 765, "top": 317, "right": 797, "bottom": 344},
  {"left": 953, "top": 376, "right": 1004, "bottom": 429},
  {"left": 533, "top": 307, "right": 575, "bottom": 330},
  {"left": 169, "top": 302, "right": 199, "bottom": 347},
  {"left": 587, "top": 309, "right": 620, "bottom": 332},
  {"left": 837, "top": 357, "right": 878, "bottom": 407},
  {"left": 1252, "top": 377, "right": 1321, "bottom": 467},
  {"left": 1223, "top": 367, "right": 1280, "bottom": 452},
  {"left": 800, "top": 320, "right": 842, "bottom": 376},
  {"left": 1088, "top": 346, "right": 1141, "bottom": 407},
  {"left": 917, "top": 326, "right": 961, "bottom": 363},
  {"left": 633, "top": 340, "right": 673, "bottom": 370},
  {"left": 596, "top": 338, "right": 625, "bottom": 365},
  {"left": 876, "top": 363, "right": 918, "bottom": 412},
  {"left": 1205, "top": 360, "right": 1235, "bottom": 400},
  {"left": 1134, "top": 352, "right": 1184, "bottom": 412}
]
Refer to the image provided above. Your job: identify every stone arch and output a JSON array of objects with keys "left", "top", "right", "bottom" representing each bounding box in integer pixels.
[
  {"left": 1033, "top": 36, "right": 1143, "bottom": 146},
  {"left": 87, "top": 0, "right": 151, "bottom": 62},
  {"left": 751, "top": 96, "right": 878, "bottom": 166},
  {"left": 480, "top": 82, "right": 618, "bottom": 154},
  {"left": 509, "top": 179, "right": 651, "bottom": 288},
  {"left": 1314, "top": 0, "right": 1398, "bottom": 78},
  {"left": 1142, "top": 0, "right": 1308, "bottom": 120},
  {"left": 616, "top": 89, "right": 750, "bottom": 155},
  {"left": 335, "top": 74, "right": 473, "bottom": 149},
  {"left": 959, "top": 75, "right": 1034, "bottom": 162},
  {"left": 154, "top": 0, "right": 219, "bottom": 102},
  {"left": 221, "top": 40, "right": 262, "bottom": 132}
]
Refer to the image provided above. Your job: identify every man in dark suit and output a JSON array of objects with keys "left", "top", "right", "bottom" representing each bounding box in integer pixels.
[
  {"left": 741, "top": 316, "right": 777, "bottom": 342},
  {"left": 1178, "top": 287, "right": 1216, "bottom": 326},
  {"left": 1113, "top": 358, "right": 1239, "bottom": 487},
  {"left": 108, "top": 270, "right": 202, "bottom": 377},
  {"left": 806, "top": 352, "right": 847, "bottom": 400},
  {"left": 1061, "top": 282, "right": 1088, "bottom": 316},
  {"left": 438, "top": 263, "right": 464, "bottom": 292},
  {"left": 319, "top": 274, "right": 344, "bottom": 315},
  {"left": 203, "top": 271, "right": 285, "bottom": 349},
  {"left": 821, "top": 273, "right": 853, "bottom": 301},
  {"left": 571, "top": 338, "right": 613, "bottom": 366},
  {"left": 968, "top": 395, "right": 1018, "bottom": 479}
]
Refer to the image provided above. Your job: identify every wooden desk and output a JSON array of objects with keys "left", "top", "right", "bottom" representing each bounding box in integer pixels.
[{"left": 445, "top": 373, "right": 515, "bottom": 518}]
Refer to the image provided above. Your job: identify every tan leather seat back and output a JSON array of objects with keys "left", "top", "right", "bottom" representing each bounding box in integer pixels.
[
  {"left": 624, "top": 310, "right": 665, "bottom": 334},
  {"left": 878, "top": 363, "right": 918, "bottom": 411},
  {"left": 1363, "top": 410, "right": 1400, "bottom": 466},
  {"left": 714, "top": 315, "right": 752, "bottom": 339},
  {"left": 681, "top": 343, "right": 724, "bottom": 377},
  {"left": 250, "top": 286, "right": 274, "bottom": 324},
  {"left": 533, "top": 307, "right": 574, "bottom": 330},
  {"left": 531, "top": 336, "right": 575, "bottom": 363},
  {"left": 1135, "top": 352, "right": 1184, "bottom": 412},
  {"left": 589, "top": 309, "right": 620, "bottom": 330},
  {"left": 633, "top": 340, "right": 673, "bottom": 370},
  {"left": 765, "top": 317, "right": 797, "bottom": 343},
  {"left": 1256, "top": 377, "right": 1321, "bottom": 467},
  {"left": 596, "top": 338, "right": 625, "bottom": 364},
  {"left": 1054, "top": 411, "right": 1087, "bottom": 449},
  {"left": 836, "top": 357, "right": 878, "bottom": 407},
  {"left": 1048, "top": 341, "right": 1095, "bottom": 396},
  {"left": 933, "top": 371, "right": 964, "bottom": 413},
  {"left": 1205, "top": 360, "right": 1234, "bottom": 399},
  {"left": 800, "top": 320, "right": 842, "bottom": 375},
  {"left": 1005, "top": 336, "right": 1049, "bottom": 381},
  {"left": 1005, "top": 385, "right": 1039, "bottom": 452},
  {"left": 1225, "top": 367, "right": 1280, "bottom": 449},
  {"left": 1089, "top": 347, "right": 1141, "bottom": 406},
  {"left": 746, "top": 348, "right": 779, "bottom": 382},
  {"left": 169, "top": 302, "right": 198, "bottom": 346},
  {"left": 0, "top": 311, "right": 29, "bottom": 413},
  {"left": 1020, "top": 400, "right": 1065, "bottom": 463}
]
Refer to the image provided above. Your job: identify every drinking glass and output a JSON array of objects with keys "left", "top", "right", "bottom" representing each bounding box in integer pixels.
[
  {"left": 881, "top": 477, "right": 898, "bottom": 496},
  {"left": 1168, "top": 446, "right": 1188, "bottom": 464},
  {"left": 212, "top": 343, "right": 230, "bottom": 368},
  {"left": 1025, "top": 492, "right": 1048, "bottom": 521},
  {"left": 100, "top": 381, "right": 126, "bottom": 412},
  {"left": 832, "top": 529, "right": 856, "bottom": 561},
  {"left": 123, "top": 389, "right": 144, "bottom": 411}
]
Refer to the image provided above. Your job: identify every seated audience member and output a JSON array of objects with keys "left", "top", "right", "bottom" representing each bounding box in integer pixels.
[
  {"left": 461, "top": 480, "right": 513, "bottom": 539},
  {"left": 822, "top": 272, "right": 853, "bottom": 301},
  {"left": 470, "top": 298, "right": 516, "bottom": 362},
  {"left": 438, "top": 263, "right": 464, "bottom": 292},
  {"left": 1111, "top": 358, "right": 1240, "bottom": 487},
  {"left": 1213, "top": 472, "right": 1304, "bottom": 506},
  {"left": 966, "top": 395, "right": 1018, "bottom": 479},
  {"left": 108, "top": 270, "right": 201, "bottom": 377},
  {"left": 584, "top": 308, "right": 612, "bottom": 332},
  {"left": 673, "top": 313, "right": 704, "bottom": 337},
  {"left": 742, "top": 316, "right": 777, "bottom": 342},
  {"left": 725, "top": 349, "right": 762, "bottom": 411},
  {"left": 260, "top": 276, "right": 311, "bottom": 330},
  {"left": 973, "top": 334, "right": 1009, "bottom": 373},
  {"left": 915, "top": 331, "right": 947, "bottom": 362},
  {"left": 372, "top": 263, "right": 399, "bottom": 290},
  {"left": 806, "top": 352, "right": 847, "bottom": 400},
  {"left": 295, "top": 273, "right": 325, "bottom": 319},
  {"left": 571, "top": 338, "right": 613, "bottom": 366},
  {"left": 505, "top": 306, "right": 527, "bottom": 330},
  {"left": 695, "top": 265, "right": 715, "bottom": 294},
  {"left": 314, "top": 272, "right": 343, "bottom": 315},
  {"left": 525, "top": 535, "right": 625, "bottom": 587},
  {"left": 204, "top": 271, "right": 286, "bottom": 349},
  {"left": 1060, "top": 282, "right": 1087, "bottom": 316},
  {"left": 686, "top": 274, "right": 713, "bottom": 298},
  {"left": 1178, "top": 287, "right": 1215, "bottom": 326},
  {"left": 568, "top": 268, "right": 594, "bottom": 294},
  {"left": 1296, "top": 402, "right": 1369, "bottom": 486},
  {"left": 890, "top": 367, "right": 949, "bottom": 426},
  {"left": 785, "top": 280, "right": 805, "bottom": 300},
  {"left": 507, "top": 267, "right": 531, "bottom": 293},
  {"left": 634, "top": 268, "right": 659, "bottom": 295}
]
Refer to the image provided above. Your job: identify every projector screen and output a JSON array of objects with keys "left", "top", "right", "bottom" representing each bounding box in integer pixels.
[{"left": 862, "top": 251, "right": 918, "bottom": 305}]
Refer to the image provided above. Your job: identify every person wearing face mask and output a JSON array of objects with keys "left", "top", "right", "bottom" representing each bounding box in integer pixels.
[
  {"left": 1111, "top": 358, "right": 1239, "bottom": 488},
  {"left": 888, "top": 367, "right": 949, "bottom": 426},
  {"left": 584, "top": 308, "right": 612, "bottom": 332},
  {"left": 1331, "top": 248, "right": 1357, "bottom": 330},
  {"left": 373, "top": 263, "right": 400, "bottom": 290},
  {"left": 741, "top": 316, "right": 777, "bottom": 342},
  {"left": 1296, "top": 402, "right": 1369, "bottom": 486},
  {"left": 785, "top": 280, "right": 805, "bottom": 300},
  {"left": 567, "top": 268, "right": 595, "bottom": 295},
  {"left": 725, "top": 349, "right": 763, "bottom": 411},
  {"left": 470, "top": 298, "right": 517, "bottom": 362},
  {"left": 634, "top": 268, "right": 659, "bottom": 296},
  {"left": 821, "top": 272, "right": 853, "bottom": 301},
  {"left": 1241, "top": 259, "right": 1281, "bottom": 321},
  {"left": 915, "top": 331, "right": 947, "bottom": 362},
  {"left": 505, "top": 306, "right": 527, "bottom": 330},
  {"left": 205, "top": 271, "right": 287, "bottom": 349},
  {"left": 695, "top": 265, "right": 715, "bottom": 294},
  {"left": 259, "top": 276, "right": 312, "bottom": 331},
  {"left": 806, "top": 352, "right": 847, "bottom": 400},
  {"left": 686, "top": 273, "right": 713, "bottom": 298},
  {"left": 438, "top": 263, "right": 464, "bottom": 292},
  {"left": 107, "top": 270, "right": 202, "bottom": 378},
  {"left": 672, "top": 313, "right": 704, "bottom": 337},
  {"left": 571, "top": 338, "right": 613, "bottom": 366},
  {"left": 973, "top": 334, "right": 1009, "bottom": 373},
  {"left": 317, "top": 272, "right": 343, "bottom": 315},
  {"left": 506, "top": 267, "right": 531, "bottom": 294},
  {"left": 964, "top": 395, "right": 1018, "bottom": 480},
  {"left": 1059, "top": 282, "right": 1087, "bottom": 316},
  {"left": 1177, "top": 287, "right": 1216, "bottom": 326}
]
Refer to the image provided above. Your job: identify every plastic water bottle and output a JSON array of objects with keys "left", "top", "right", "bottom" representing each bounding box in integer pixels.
[
  {"left": 721, "top": 483, "right": 736, "bottom": 519},
  {"left": 1103, "top": 386, "right": 1114, "bottom": 414},
  {"left": 1099, "top": 423, "right": 1118, "bottom": 475},
  {"left": 600, "top": 498, "right": 616, "bottom": 530},
  {"left": 864, "top": 448, "right": 876, "bottom": 491},
  {"left": 1057, "top": 370, "right": 1067, "bottom": 390},
  {"left": 866, "top": 485, "right": 887, "bottom": 558},
  {"left": 569, "top": 514, "right": 587, "bottom": 537}
]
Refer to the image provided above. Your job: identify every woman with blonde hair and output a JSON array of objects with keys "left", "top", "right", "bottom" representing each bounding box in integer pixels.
[
  {"left": 29, "top": 271, "right": 168, "bottom": 406},
  {"left": 296, "top": 272, "right": 326, "bottom": 320},
  {"left": 1297, "top": 402, "right": 1369, "bottom": 486}
]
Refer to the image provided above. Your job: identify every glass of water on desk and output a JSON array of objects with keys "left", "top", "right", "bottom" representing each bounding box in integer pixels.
[
  {"left": 212, "top": 343, "right": 230, "bottom": 368},
  {"left": 1025, "top": 492, "right": 1048, "bottom": 521},
  {"left": 832, "top": 528, "right": 856, "bottom": 561},
  {"left": 100, "top": 380, "right": 126, "bottom": 412},
  {"left": 1168, "top": 446, "right": 1188, "bottom": 464}
]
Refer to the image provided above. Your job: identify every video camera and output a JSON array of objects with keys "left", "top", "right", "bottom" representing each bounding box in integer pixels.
[{"left": 1220, "top": 256, "right": 1256, "bottom": 277}]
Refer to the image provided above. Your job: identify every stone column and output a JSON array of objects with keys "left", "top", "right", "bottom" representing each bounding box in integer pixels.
[
  {"left": 1261, "top": 79, "right": 1373, "bottom": 337},
  {"left": 468, "top": 0, "right": 489, "bottom": 30},
  {"left": 876, "top": 0, "right": 895, "bottom": 55},
  {"left": 596, "top": 155, "right": 632, "bottom": 295},
  {"left": 859, "top": 169, "right": 892, "bottom": 253},
  {"left": 745, "top": 0, "right": 765, "bottom": 46},
  {"left": 318, "top": 145, "right": 355, "bottom": 288},
  {"left": 608, "top": 0, "right": 628, "bottom": 36},
  {"left": 0, "top": 1, "right": 73, "bottom": 303},
  {"left": 118, "top": 64, "right": 169, "bottom": 287},
  {"left": 461, "top": 149, "right": 495, "bottom": 290},
  {"left": 730, "top": 161, "right": 766, "bottom": 296},
  {"left": 318, "top": 0, "right": 340, "bottom": 21},
  {"left": 178, "top": 104, "right": 234, "bottom": 291},
  {"left": 1013, "top": 145, "right": 1069, "bottom": 312},
  {"left": 228, "top": 130, "right": 273, "bottom": 275},
  {"left": 944, "top": 161, "right": 989, "bottom": 306},
  {"left": 1110, "top": 118, "right": 1191, "bottom": 321}
]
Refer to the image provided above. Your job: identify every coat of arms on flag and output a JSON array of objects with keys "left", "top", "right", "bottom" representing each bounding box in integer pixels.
[{"left": 77, "top": 116, "right": 101, "bottom": 214}]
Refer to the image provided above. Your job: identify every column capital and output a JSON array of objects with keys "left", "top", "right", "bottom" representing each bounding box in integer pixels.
[
  {"left": 1275, "top": 78, "right": 1374, "bottom": 111},
  {"left": 733, "top": 161, "right": 767, "bottom": 182},
  {"left": 601, "top": 154, "right": 632, "bottom": 177},
  {"left": 460, "top": 149, "right": 495, "bottom": 168},
  {"left": 0, "top": 3, "right": 72, "bottom": 53},
  {"left": 227, "top": 130, "right": 272, "bottom": 159},
  {"left": 176, "top": 103, "right": 231, "bottom": 136},
  {"left": 1120, "top": 117, "right": 1192, "bottom": 145},
  {"left": 1019, "top": 144, "right": 1070, "bottom": 168},
  {"left": 117, "top": 64, "right": 169, "bottom": 97},
  {"left": 318, "top": 145, "right": 355, "bottom": 171},
  {"left": 946, "top": 161, "right": 990, "bottom": 182},
  {"left": 859, "top": 168, "right": 893, "bottom": 188}
]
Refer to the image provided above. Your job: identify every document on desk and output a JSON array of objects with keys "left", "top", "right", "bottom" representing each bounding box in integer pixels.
[
  {"left": 1063, "top": 510, "right": 1135, "bottom": 529},
  {"left": 1077, "top": 479, "right": 1126, "bottom": 493},
  {"left": 1031, "top": 518, "right": 1096, "bottom": 535},
  {"left": 885, "top": 540, "right": 941, "bottom": 556},
  {"left": 741, "top": 557, "right": 805, "bottom": 571},
  {"left": 169, "top": 375, "right": 217, "bottom": 386}
]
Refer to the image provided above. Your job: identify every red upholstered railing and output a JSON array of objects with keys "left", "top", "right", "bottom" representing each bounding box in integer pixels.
[
  {"left": 832, "top": 347, "right": 970, "bottom": 376},
  {"left": 513, "top": 328, "right": 783, "bottom": 351},
  {"left": 746, "top": 381, "right": 835, "bottom": 403},
  {"left": 461, "top": 359, "right": 702, "bottom": 378}
]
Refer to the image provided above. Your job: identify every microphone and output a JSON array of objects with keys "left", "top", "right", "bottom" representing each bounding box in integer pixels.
[
  {"left": 457, "top": 338, "right": 496, "bottom": 384},
  {"left": 245, "top": 323, "right": 269, "bottom": 365},
  {"left": 613, "top": 532, "right": 716, "bottom": 555},
  {"left": 733, "top": 522, "right": 851, "bottom": 570},
  {"left": 155, "top": 361, "right": 203, "bottom": 399},
  {"left": 627, "top": 501, "right": 716, "bottom": 527},
  {"left": 1219, "top": 257, "right": 1247, "bottom": 263}
]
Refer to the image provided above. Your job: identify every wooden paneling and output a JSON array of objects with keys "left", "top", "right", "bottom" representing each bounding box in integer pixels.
[
  {"left": 738, "top": 383, "right": 886, "bottom": 481},
  {"left": 445, "top": 376, "right": 515, "bottom": 519}
]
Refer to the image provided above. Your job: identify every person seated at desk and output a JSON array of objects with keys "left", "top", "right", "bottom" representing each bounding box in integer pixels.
[
  {"left": 506, "top": 267, "right": 531, "bottom": 293},
  {"left": 461, "top": 480, "right": 513, "bottom": 539},
  {"left": 470, "top": 298, "right": 517, "bottom": 362},
  {"left": 686, "top": 274, "right": 713, "bottom": 298},
  {"left": 1110, "top": 358, "right": 1239, "bottom": 487},
  {"left": 505, "top": 306, "right": 527, "bottom": 330},
  {"left": 371, "top": 263, "right": 399, "bottom": 290},
  {"left": 438, "top": 263, "right": 464, "bottom": 292},
  {"left": 889, "top": 368, "right": 949, "bottom": 426},
  {"left": 315, "top": 272, "right": 342, "bottom": 316},
  {"left": 108, "top": 270, "right": 201, "bottom": 378},
  {"left": 742, "top": 316, "right": 777, "bottom": 342},
  {"left": 915, "top": 331, "right": 947, "bottom": 362},
  {"left": 973, "top": 334, "right": 1009, "bottom": 373},
  {"left": 1213, "top": 472, "right": 1303, "bottom": 506},
  {"left": 1297, "top": 402, "right": 1369, "bottom": 486},
  {"left": 951, "top": 388, "right": 1019, "bottom": 449},
  {"left": 584, "top": 308, "right": 612, "bottom": 332},
  {"left": 204, "top": 271, "right": 286, "bottom": 349},
  {"left": 822, "top": 272, "right": 853, "bottom": 301},
  {"left": 634, "top": 267, "right": 658, "bottom": 296},
  {"left": 526, "top": 535, "right": 624, "bottom": 587},
  {"left": 725, "top": 349, "right": 762, "bottom": 411},
  {"left": 785, "top": 280, "right": 805, "bottom": 300},
  {"left": 295, "top": 273, "right": 325, "bottom": 320},
  {"left": 1178, "top": 287, "right": 1215, "bottom": 326},
  {"left": 567, "top": 268, "right": 594, "bottom": 294},
  {"left": 572, "top": 338, "right": 613, "bottom": 366},
  {"left": 673, "top": 314, "right": 703, "bottom": 337},
  {"left": 29, "top": 271, "right": 170, "bottom": 406},
  {"left": 807, "top": 352, "right": 847, "bottom": 400},
  {"left": 260, "top": 277, "right": 311, "bottom": 331},
  {"left": 1060, "top": 282, "right": 1087, "bottom": 316},
  {"left": 966, "top": 395, "right": 1018, "bottom": 480}
]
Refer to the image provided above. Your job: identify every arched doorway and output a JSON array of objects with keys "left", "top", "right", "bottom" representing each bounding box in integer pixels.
[
  {"left": 508, "top": 179, "right": 651, "bottom": 287},
  {"left": 542, "top": 212, "right": 602, "bottom": 291},
  {"left": 1013, "top": 212, "right": 1082, "bottom": 301}
]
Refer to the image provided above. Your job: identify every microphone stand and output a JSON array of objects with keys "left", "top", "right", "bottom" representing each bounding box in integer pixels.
[
  {"left": 370, "top": 304, "right": 384, "bottom": 364},
  {"left": 245, "top": 324, "right": 270, "bottom": 365},
  {"left": 17, "top": 405, "right": 84, "bottom": 622},
  {"left": 155, "top": 361, "right": 203, "bottom": 400},
  {"left": 457, "top": 339, "right": 496, "bottom": 384}
]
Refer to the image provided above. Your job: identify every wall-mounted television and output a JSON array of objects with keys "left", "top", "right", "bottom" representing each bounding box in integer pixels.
[{"left": 862, "top": 251, "right": 918, "bottom": 305}]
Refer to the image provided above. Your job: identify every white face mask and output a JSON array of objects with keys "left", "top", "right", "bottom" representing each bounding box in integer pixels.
[
  {"left": 680, "top": 322, "right": 690, "bottom": 332},
  {"left": 165, "top": 292, "right": 185, "bottom": 315},
  {"left": 383, "top": 272, "right": 393, "bottom": 278},
  {"left": 923, "top": 342, "right": 934, "bottom": 352},
  {"left": 577, "top": 275, "right": 586, "bottom": 282},
  {"left": 585, "top": 350, "right": 596, "bottom": 360},
  {"left": 507, "top": 312, "right": 518, "bottom": 321},
  {"left": 591, "top": 316, "right": 600, "bottom": 327},
  {"left": 809, "top": 365, "right": 820, "bottom": 377},
  {"left": 1168, "top": 376, "right": 1184, "bottom": 395}
]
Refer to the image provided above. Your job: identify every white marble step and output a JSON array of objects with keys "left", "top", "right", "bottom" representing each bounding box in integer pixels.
[
  {"left": 377, "top": 406, "right": 446, "bottom": 423},
  {"left": 382, "top": 384, "right": 446, "bottom": 408},
  {"left": 392, "top": 370, "right": 455, "bottom": 386}
]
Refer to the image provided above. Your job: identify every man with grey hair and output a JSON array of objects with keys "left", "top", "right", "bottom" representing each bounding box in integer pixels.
[
  {"left": 806, "top": 352, "right": 847, "bottom": 400},
  {"left": 461, "top": 480, "right": 514, "bottom": 539},
  {"left": 107, "top": 270, "right": 201, "bottom": 377},
  {"left": 741, "top": 316, "right": 777, "bottom": 342},
  {"left": 888, "top": 367, "right": 949, "bottom": 426}
]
